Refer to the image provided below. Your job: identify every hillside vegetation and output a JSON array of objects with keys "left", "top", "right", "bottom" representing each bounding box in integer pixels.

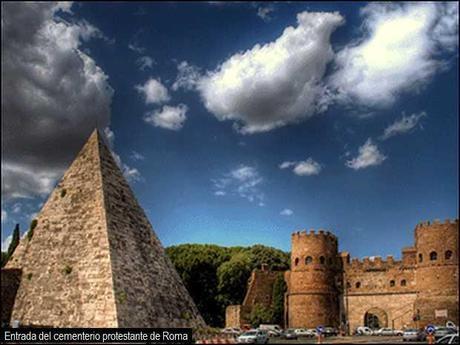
[{"left": 166, "top": 244, "right": 290, "bottom": 327}]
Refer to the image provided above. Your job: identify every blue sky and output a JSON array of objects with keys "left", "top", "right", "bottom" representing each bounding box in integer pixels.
[{"left": 1, "top": 2, "right": 458, "bottom": 260}]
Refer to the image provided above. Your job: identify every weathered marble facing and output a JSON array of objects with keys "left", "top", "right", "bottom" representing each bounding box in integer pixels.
[{"left": 5, "top": 129, "right": 205, "bottom": 328}]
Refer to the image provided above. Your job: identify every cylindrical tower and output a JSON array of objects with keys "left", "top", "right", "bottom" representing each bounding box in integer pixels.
[
  {"left": 286, "top": 229, "right": 340, "bottom": 328},
  {"left": 414, "top": 219, "right": 459, "bottom": 327}
]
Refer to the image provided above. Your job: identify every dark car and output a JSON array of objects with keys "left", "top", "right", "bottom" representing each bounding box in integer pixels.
[
  {"left": 403, "top": 328, "right": 426, "bottom": 342},
  {"left": 281, "top": 329, "right": 298, "bottom": 340},
  {"left": 323, "top": 327, "right": 338, "bottom": 337}
]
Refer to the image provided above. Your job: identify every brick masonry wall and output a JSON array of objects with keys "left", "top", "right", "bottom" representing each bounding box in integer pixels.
[
  {"left": 225, "top": 305, "right": 251, "bottom": 329},
  {"left": 242, "top": 268, "right": 281, "bottom": 308},
  {"left": 345, "top": 292, "right": 417, "bottom": 331},
  {"left": 286, "top": 221, "right": 458, "bottom": 330},
  {"left": 286, "top": 230, "right": 340, "bottom": 328},
  {"left": 414, "top": 220, "right": 458, "bottom": 327},
  {"left": 225, "top": 267, "right": 282, "bottom": 328}
]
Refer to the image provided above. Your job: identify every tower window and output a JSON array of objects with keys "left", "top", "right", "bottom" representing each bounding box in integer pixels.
[
  {"left": 305, "top": 256, "right": 313, "bottom": 264},
  {"left": 355, "top": 282, "right": 361, "bottom": 288},
  {"left": 346, "top": 282, "right": 351, "bottom": 288},
  {"left": 430, "top": 251, "right": 437, "bottom": 261},
  {"left": 294, "top": 258, "right": 299, "bottom": 266},
  {"left": 328, "top": 257, "right": 333, "bottom": 265},
  {"left": 390, "top": 280, "right": 395, "bottom": 287},
  {"left": 418, "top": 253, "right": 423, "bottom": 263},
  {"left": 319, "top": 256, "right": 325, "bottom": 264},
  {"left": 445, "top": 250, "right": 453, "bottom": 260},
  {"left": 401, "top": 279, "right": 407, "bottom": 286}
]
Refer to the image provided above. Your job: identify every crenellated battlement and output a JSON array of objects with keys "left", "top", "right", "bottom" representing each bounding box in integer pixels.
[
  {"left": 415, "top": 218, "right": 459, "bottom": 229},
  {"left": 344, "top": 255, "right": 402, "bottom": 270},
  {"left": 291, "top": 229, "right": 338, "bottom": 243}
]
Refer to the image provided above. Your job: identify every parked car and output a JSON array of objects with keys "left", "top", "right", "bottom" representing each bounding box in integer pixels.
[
  {"left": 435, "top": 328, "right": 457, "bottom": 340},
  {"left": 237, "top": 330, "right": 269, "bottom": 344},
  {"left": 308, "top": 329, "right": 318, "bottom": 337},
  {"left": 259, "top": 324, "right": 282, "bottom": 336},
  {"left": 356, "top": 326, "right": 373, "bottom": 336},
  {"left": 294, "top": 328, "right": 311, "bottom": 337},
  {"left": 222, "top": 328, "right": 241, "bottom": 336},
  {"left": 436, "top": 333, "right": 459, "bottom": 344},
  {"left": 265, "top": 329, "right": 280, "bottom": 337},
  {"left": 323, "top": 327, "right": 338, "bottom": 337},
  {"left": 374, "top": 328, "right": 402, "bottom": 336},
  {"left": 403, "top": 328, "right": 426, "bottom": 342},
  {"left": 281, "top": 329, "right": 298, "bottom": 340}
]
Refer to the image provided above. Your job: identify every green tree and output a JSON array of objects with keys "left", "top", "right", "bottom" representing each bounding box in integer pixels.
[
  {"left": 1, "top": 252, "right": 8, "bottom": 268},
  {"left": 166, "top": 244, "right": 232, "bottom": 326},
  {"left": 1, "top": 224, "right": 20, "bottom": 267},
  {"left": 7, "top": 224, "right": 20, "bottom": 258},
  {"left": 271, "top": 273, "right": 287, "bottom": 325},
  {"left": 249, "top": 304, "right": 274, "bottom": 327},
  {"left": 247, "top": 245, "right": 290, "bottom": 271},
  {"left": 216, "top": 252, "right": 253, "bottom": 307}
]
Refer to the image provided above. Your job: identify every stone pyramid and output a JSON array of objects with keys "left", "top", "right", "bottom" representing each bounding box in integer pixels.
[{"left": 5, "top": 129, "right": 205, "bottom": 328}]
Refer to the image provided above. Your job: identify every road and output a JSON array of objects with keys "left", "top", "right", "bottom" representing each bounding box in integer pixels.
[{"left": 268, "top": 335, "right": 427, "bottom": 343}]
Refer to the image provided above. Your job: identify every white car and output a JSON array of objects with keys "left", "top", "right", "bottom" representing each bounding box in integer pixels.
[
  {"left": 294, "top": 328, "right": 311, "bottom": 337},
  {"left": 356, "top": 326, "right": 373, "bottom": 335},
  {"left": 436, "top": 333, "right": 459, "bottom": 344},
  {"left": 374, "top": 328, "right": 403, "bottom": 336},
  {"left": 259, "top": 324, "right": 282, "bottom": 336},
  {"left": 237, "top": 330, "right": 269, "bottom": 344}
]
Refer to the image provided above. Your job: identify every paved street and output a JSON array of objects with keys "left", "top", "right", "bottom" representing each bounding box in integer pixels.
[{"left": 268, "top": 335, "right": 426, "bottom": 343}]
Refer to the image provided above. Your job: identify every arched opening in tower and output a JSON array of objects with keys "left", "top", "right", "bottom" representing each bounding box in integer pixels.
[{"left": 364, "top": 308, "right": 388, "bottom": 330}]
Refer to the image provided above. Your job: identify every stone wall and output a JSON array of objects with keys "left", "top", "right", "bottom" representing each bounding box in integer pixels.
[
  {"left": 345, "top": 292, "right": 417, "bottom": 331},
  {"left": 285, "top": 220, "right": 459, "bottom": 332},
  {"left": 414, "top": 220, "right": 458, "bottom": 327},
  {"left": 225, "top": 266, "right": 282, "bottom": 328},
  {"left": 225, "top": 305, "right": 251, "bottom": 329},
  {"left": 286, "top": 230, "right": 340, "bottom": 328},
  {"left": 242, "top": 265, "right": 280, "bottom": 308}
]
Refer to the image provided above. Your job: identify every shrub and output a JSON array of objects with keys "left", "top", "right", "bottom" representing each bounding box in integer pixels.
[
  {"left": 63, "top": 265, "right": 72, "bottom": 275},
  {"left": 27, "top": 219, "right": 38, "bottom": 241}
]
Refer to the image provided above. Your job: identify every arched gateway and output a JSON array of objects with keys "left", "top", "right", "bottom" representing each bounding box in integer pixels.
[{"left": 364, "top": 308, "right": 388, "bottom": 329}]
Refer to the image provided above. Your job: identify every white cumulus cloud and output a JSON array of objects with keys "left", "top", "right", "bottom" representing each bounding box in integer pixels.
[
  {"left": 135, "top": 78, "right": 170, "bottom": 104},
  {"left": 212, "top": 165, "right": 264, "bottom": 204},
  {"left": 328, "top": 2, "right": 458, "bottom": 107},
  {"left": 346, "top": 139, "right": 387, "bottom": 170},
  {"left": 172, "top": 61, "right": 202, "bottom": 91},
  {"left": 257, "top": 5, "right": 274, "bottom": 22},
  {"left": 280, "top": 208, "right": 293, "bottom": 216},
  {"left": 280, "top": 158, "right": 322, "bottom": 176},
  {"left": 144, "top": 104, "right": 188, "bottom": 131},
  {"left": 380, "top": 111, "right": 427, "bottom": 140},
  {"left": 137, "top": 56, "right": 155, "bottom": 71},
  {"left": 102, "top": 128, "right": 142, "bottom": 183},
  {"left": 197, "top": 11, "right": 344, "bottom": 134}
]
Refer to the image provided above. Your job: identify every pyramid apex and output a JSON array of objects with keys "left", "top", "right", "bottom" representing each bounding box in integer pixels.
[{"left": 85, "top": 127, "right": 111, "bottom": 151}]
